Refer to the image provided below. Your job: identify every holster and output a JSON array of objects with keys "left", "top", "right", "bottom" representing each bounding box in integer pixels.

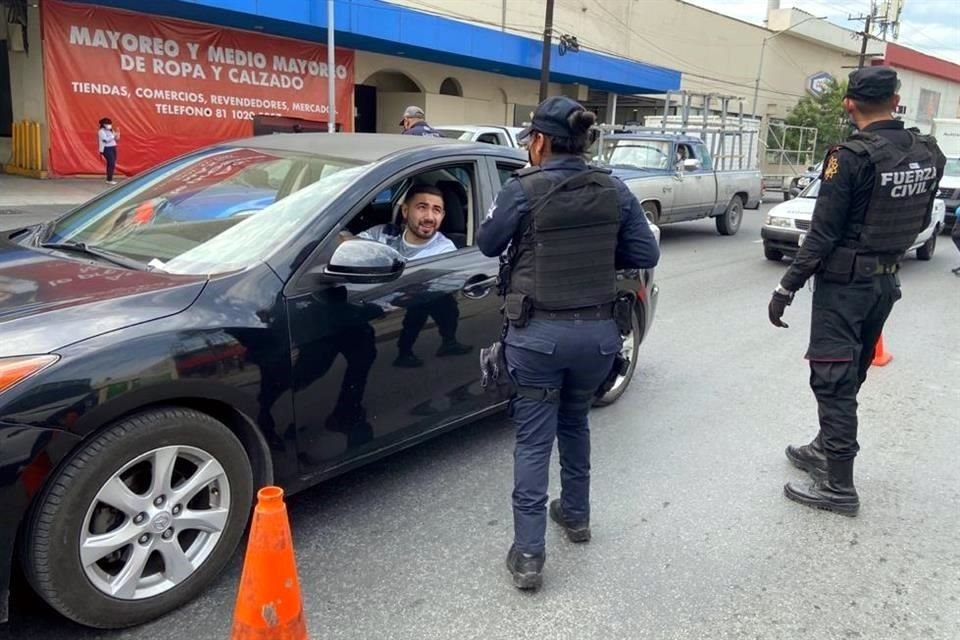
[
  {"left": 595, "top": 353, "right": 630, "bottom": 398},
  {"left": 820, "top": 247, "right": 856, "bottom": 284},
  {"left": 479, "top": 341, "right": 512, "bottom": 395},
  {"left": 504, "top": 293, "right": 532, "bottom": 328},
  {"left": 613, "top": 292, "right": 635, "bottom": 336}
]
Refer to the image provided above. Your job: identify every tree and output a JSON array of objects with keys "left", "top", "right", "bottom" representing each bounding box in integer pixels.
[{"left": 782, "top": 79, "right": 849, "bottom": 163}]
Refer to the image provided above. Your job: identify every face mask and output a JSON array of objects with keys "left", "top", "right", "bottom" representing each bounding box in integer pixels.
[{"left": 105, "top": 125, "right": 112, "bottom": 130}]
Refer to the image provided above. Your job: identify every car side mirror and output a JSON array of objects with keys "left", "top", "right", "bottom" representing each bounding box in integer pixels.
[
  {"left": 807, "top": 165, "right": 815, "bottom": 171},
  {"left": 311, "top": 239, "right": 405, "bottom": 284},
  {"left": 681, "top": 159, "right": 700, "bottom": 171}
]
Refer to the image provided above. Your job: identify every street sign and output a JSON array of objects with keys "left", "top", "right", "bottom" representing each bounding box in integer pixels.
[{"left": 806, "top": 72, "right": 834, "bottom": 97}]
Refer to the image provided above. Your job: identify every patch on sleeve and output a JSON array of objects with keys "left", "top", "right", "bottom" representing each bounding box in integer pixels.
[
  {"left": 824, "top": 154, "right": 840, "bottom": 182},
  {"left": 485, "top": 202, "right": 496, "bottom": 221}
]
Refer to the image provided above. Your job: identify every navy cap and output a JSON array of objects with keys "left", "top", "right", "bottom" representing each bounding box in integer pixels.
[
  {"left": 519, "top": 96, "right": 585, "bottom": 142},
  {"left": 846, "top": 67, "right": 899, "bottom": 101}
]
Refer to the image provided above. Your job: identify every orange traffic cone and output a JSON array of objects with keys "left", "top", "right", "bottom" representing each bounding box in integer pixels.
[
  {"left": 230, "top": 487, "right": 308, "bottom": 640},
  {"left": 872, "top": 334, "right": 893, "bottom": 367}
]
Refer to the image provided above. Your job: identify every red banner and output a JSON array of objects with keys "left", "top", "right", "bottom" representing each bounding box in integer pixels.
[{"left": 42, "top": 0, "right": 355, "bottom": 176}]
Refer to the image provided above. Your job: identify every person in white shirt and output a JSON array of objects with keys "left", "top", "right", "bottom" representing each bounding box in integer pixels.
[
  {"left": 345, "top": 184, "right": 471, "bottom": 366},
  {"left": 97, "top": 117, "right": 120, "bottom": 184},
  {"left": 356, "top": 184, "right": 456, "bottom": 259}
]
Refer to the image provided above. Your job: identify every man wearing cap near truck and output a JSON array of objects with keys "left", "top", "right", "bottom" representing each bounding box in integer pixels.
[
  {"left": 768, "top": 67, "right": 946, "bottom": 516},
  {"left": 400, "top": 106, "right": 441, "bottom": 137}
]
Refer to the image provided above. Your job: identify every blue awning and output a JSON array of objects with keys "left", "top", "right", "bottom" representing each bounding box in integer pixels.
[{"left": 68, "top": 0, "right": 681, "bottom": 95}]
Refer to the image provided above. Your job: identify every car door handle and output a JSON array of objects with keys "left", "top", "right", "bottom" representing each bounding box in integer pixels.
[{"left": 462, "top": 274, "right": 498, "bottom": 299}]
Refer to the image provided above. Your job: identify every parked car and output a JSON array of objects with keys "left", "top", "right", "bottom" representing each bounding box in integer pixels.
[
  {"left": 935, "top": 156, "right": 960, "bottom": 232},
  {"left": 761, "top": 177, "right": 946, "bottom": 262},
  {"left": 785, "top": 161, "right": 822, "bottom": 200},
  {"left": 595, "top": 133, "right": 762, "bottom": 235},
  {"left": 0, "top": 133, "right": 659, "bottom": 629},
  {"left": 435, "top": 125, "right": 525, "bottom": 148}
]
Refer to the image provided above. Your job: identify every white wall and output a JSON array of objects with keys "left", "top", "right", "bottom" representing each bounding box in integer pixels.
[{"left": 894, "top": 68, "right": 960, "bottom": 134}]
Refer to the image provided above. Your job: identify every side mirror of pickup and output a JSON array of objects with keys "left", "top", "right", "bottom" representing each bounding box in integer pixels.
[
  {"left": 681, "top": 158, "right": 701, "bottom": 171},
  {"left": 308, "top": 239, "right": 405, "bottom": 285}
]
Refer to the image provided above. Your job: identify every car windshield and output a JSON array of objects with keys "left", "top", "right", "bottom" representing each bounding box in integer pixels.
[
  {"left": 800, "top": 179, "right": 821, "bottom": 198},
  {"left": 944, "top": 157, "right": 960, "bottom": 177},
  {"left": 43, "top": 147, "right": 369, "bottom": 275},
  {"left": 595, "top": 139, "right": 672, "bottom": 170},
  {"left": 437, "top": 129, "right": 473, "bottom": 141}
]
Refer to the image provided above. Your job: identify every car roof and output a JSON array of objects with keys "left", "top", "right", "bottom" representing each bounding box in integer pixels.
[{"left": 228, "top": 132, "right": 467, "bottom": 163}]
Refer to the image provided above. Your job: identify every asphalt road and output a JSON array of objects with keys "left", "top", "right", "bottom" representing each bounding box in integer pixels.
[{"left": 2, "top": 203, "right": 959, "bottom": 640}]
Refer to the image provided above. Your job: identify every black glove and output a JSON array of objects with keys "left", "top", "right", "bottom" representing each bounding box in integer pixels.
[{"left": 768, "top": 288, "right": 794, "bottom": 328}]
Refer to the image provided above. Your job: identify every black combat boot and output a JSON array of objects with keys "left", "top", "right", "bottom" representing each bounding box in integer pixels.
[
  {"left": 549, "top": 499, "right": 591, "bottom": 543},
  {"left": 785, "top": 432, "right": 827, "bottom": 477},
  {"left": 506, "top": 545, "right": 544, "bottom": 590},
  {"left": 784, "top": 458, "right": 859, "bottom": 517}
]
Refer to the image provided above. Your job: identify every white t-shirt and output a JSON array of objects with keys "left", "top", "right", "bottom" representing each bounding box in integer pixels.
[
  {"left": 358, "top": 224, "right": 457, "bottom": 260},
  {"left": 98, "top": 128, "right": 118, "bottom": 153}
]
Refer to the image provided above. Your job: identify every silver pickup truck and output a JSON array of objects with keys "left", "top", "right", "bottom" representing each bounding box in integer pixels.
[{"left": 596, "top": 133, "right": 763, "bottom": 236}]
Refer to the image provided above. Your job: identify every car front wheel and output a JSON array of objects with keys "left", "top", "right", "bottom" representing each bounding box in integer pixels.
[
  {"left": 594, "top": 306, "right": 642, "bottom": 407},
  {"left": 22, "top": 408, "right": 253, "bottom": 629},
  {"left": 916, "top": 230, "right": 937, "bottom": 261}
]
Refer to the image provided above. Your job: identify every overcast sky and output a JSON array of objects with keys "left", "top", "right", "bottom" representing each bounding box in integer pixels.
[{"left": 686, "top": 0, "right": 960, "bottom": 64}]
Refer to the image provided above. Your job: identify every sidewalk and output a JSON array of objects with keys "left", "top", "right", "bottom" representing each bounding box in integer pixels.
[{"left": 0, "top": 173, "right": 111, "bottom": 208}]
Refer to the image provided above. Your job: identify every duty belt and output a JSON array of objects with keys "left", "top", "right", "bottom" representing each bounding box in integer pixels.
[
  {"left": 855, "top": 255, "right": 900, "bottom": 276},
  {"left": 530, "top": 303, "right": 614, "bottom": 320}
]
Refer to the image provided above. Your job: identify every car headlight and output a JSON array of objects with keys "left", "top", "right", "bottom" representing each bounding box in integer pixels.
[
  {"left": 765, "top": 215, "right": 795, "bottom": 229},
  {"left": 0, "top": 355, "right": 59, "bottom": 395}
]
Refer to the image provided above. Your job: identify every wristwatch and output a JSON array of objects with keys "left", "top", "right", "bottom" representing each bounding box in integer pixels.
[{"left": 774, "top": 285, "right": 794, "bottom": 299}]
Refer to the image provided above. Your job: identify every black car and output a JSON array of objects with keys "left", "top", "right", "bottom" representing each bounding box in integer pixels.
[
  {"left": 0, "top": 134, "right": 659, "bottom": 628},
  {"left": 785, "top": 162, "right": 821, "bottom": 201}
]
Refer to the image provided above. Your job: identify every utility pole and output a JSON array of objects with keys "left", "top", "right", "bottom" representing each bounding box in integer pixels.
[
  {"left": 857, "top": 11, "right": 872, "bottom": 69},
  {"left": 538, "top": 0, "right": 555, "bottom": 103}
]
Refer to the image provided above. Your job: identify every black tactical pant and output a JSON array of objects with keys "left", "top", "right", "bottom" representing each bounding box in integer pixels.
[{"left": 806, "top": 273, "right": 901, "bottom": 461}]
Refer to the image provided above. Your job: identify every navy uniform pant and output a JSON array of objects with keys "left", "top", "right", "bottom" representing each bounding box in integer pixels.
[
  {"left": 806, "top": 273, "right": 900, "bottom": 461},
  {"left": 504, "top": 318, "right": 621, "bottom": 555}
]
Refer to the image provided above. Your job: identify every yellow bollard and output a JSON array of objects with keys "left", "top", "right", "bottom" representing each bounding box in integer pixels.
[{"left": 4, "top": 119, "right": 47, "bottom": 178}]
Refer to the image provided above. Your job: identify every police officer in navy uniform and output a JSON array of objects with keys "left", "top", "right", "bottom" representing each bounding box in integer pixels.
[
  {"left": 478, "top": 96, "right": 660, "bottom": 589},
  {"left": 769, "top": 67, "right": 946, "bottom": 516}
]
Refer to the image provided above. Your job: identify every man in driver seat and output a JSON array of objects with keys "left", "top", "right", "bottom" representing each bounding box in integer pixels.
[
  {"left": 351, "top": 183, "right": 471, "bottom": 367},
  {"left": 357, "top": 184, "right": 456, "bottom": 259}
]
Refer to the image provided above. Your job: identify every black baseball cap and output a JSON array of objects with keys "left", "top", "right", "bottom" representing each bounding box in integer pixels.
[
  {"left": 845, "top": 67, "right": 899, "bottom": 101},
  {"left": 518, "top": 96, "right": 585, "bottom": 142}
]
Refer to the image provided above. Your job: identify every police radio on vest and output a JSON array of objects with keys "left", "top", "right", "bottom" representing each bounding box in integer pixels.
[{"left": 880, "top": 166, "right": 937, "bottom": 198}]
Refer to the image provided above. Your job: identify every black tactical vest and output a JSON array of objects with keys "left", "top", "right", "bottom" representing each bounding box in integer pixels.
[
  {"left": 506, "top": 167, "right": 620, "bottom": 310},
  {"left": 840, "top": 131, "right": 943, "bottom": 256}
]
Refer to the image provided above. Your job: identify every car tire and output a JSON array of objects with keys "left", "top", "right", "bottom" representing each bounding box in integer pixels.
[
  {"left": 594, "top": 306, "right": 642, "bottom": 407},
  {"left": 21, "top": 408, "right": 253, "bottom": 629},
  {"left": 716, "top": 196, "right": 744, "bottom": 236},
  {"left": 642, "top": 202, "right": 661, "bottom": 226},
  {"left": 916, "top": 230, "right": 937, "bottom": 261},
  {"left": 764, "top": 245, "right": 784, "bottom": 262}
]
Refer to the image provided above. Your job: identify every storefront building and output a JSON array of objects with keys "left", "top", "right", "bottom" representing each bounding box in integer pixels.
[{"left": 1, "top": 0, "right": 680, "bottom": 176}]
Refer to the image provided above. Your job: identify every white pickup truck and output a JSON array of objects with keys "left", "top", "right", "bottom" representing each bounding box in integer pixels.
[{"left": 435, "top": 125, "right": 525, "bottom": 148}]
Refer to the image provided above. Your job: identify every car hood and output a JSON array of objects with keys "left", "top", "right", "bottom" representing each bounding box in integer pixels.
[
  {"left": 939, "top": 174, "right": 960, "bottom": 190},
  {"left": 0, "top": 239, "right": 206, "bottom": 355},
  {"left": 768, "top": 199, "right": 815, "bottom": 220}
]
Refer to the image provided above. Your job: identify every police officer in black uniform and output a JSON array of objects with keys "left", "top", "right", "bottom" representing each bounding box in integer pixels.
[
  {"left": 768, "top": 67, "right": 946, "bottom": 516},
  {"left": 478, "top": 96, "right": 660, "bottom": 589}
]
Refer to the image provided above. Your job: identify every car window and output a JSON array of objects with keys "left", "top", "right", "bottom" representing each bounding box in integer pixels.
[
  {"left": 497, "top": 162, "right": 525, "bottom": 186},
  {"left": 342, "top": 162, "right": 478, "bottom": 256},
  {"left": 45, "top": 147, "right": 370, "bottom": 275},
  {"left": 694, "top": 144, "right": 713, "bottom": 171},
  {"left": 477, "top": 133, "right": 500, "bottom": 145}
]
